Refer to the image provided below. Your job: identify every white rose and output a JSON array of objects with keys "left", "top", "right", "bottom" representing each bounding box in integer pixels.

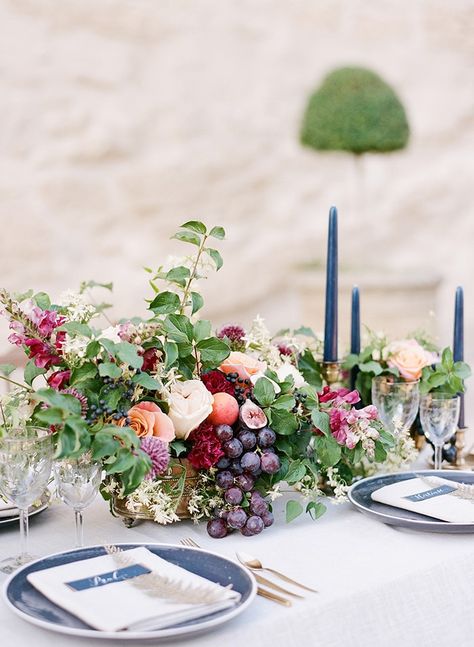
[
  {"left": 167, "top": 380, "right": 214, "bottom": 439},
  {"left": 276, "top": 362, "right": 306, "bottom": 388}
]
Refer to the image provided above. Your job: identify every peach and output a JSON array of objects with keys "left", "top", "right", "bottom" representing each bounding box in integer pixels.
[{"left": 208, "top": 392, "right": 239, "bottom": 426}]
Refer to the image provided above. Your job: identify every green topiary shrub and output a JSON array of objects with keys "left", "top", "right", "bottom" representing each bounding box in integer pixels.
[{"left": 300, "top": 67, "right": 409, "bottom": 154}]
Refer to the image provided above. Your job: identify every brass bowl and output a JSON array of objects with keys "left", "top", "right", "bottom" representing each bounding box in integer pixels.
[{"left": 111, "top": 459, "right": 200, "bottom": 528}]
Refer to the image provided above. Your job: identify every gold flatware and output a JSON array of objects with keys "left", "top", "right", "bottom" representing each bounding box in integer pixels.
[
  {"left": 179, "top": 538, "right": 292, "bottom": 607},
  {"left": 236, "top": 551, "right": 317, "bottom": 593}
]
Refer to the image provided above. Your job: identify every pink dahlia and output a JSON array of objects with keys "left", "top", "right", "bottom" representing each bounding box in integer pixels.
[{"left": 140, "top": 437, "right": 170, "bottom": 479}]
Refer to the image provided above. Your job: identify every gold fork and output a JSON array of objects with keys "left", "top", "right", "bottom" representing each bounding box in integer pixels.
[{"left": 179, "top": 538, "right": 293, "bottom": 607}]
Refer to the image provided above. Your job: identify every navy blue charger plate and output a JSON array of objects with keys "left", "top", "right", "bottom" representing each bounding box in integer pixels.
[
  {"left": 3, "top": 543, "right": 256, "bottom": 641},
  {"left": 348, "top": 470, "right": 474, "bottom": 533}
]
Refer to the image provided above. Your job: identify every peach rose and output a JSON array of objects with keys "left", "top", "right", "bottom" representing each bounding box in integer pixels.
[
  {"left": 220, "top": 351, "right": 267, "bottom": 381},
  {"left": 167, "top": 379, "right": 214, "bottom": 440},
  {"left": 119, "top": 401, "right": 175, "bottom": 442},
  {"left": 387, "top": 339, "right": 436, "bottom": 381}
]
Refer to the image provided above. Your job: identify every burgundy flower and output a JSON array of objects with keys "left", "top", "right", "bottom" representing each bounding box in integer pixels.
[
  {"left": 47, "top": 369, "right": 71, "bottom": 390},
  {"left": 217, "top": 325, "right": 246, "bottom": 343},
  {"left": 140, "top": 437, "right": 170, "bottom": 479},
  {"left": 187, "top": 421, "right": 224, "bottom": 470},
  {"left": 142, "top": 348, "right": 159, "bottom": 373},
  {"left": 277, "top": 343, "right": 293, "bottom": 357},
  {"left": 318, "top": 386, "right": 338, "bottom": 403},
  {"left": 201, "top": 370, "right": 234, "bottom": 396},
  {"left": 33, "top": 309, "right": 65, "bottom": 337},
  {"left": 329, "top": 408, "right": 349, "bottom": 445},
  {"left": 25, "top": 339, "right": 61, "bottom": 369}
]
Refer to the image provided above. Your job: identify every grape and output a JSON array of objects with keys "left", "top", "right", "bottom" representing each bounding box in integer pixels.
[
  {"left": 207, "top": 518, "right": 228, "bottom": 538},
  {"left": 235, "top": 473, "right": 254, "bottom": 492},
  {"left": 227, "top": 508, "right": 247, "bottom": 529},
  {"left": 238, "top": 430, "right": 257, "bottom": 450},
  {"left": 225, "top": 487, "right": 244, "bottom": 505},
  {"left": 230, "top": 459, "right": 244, "bottom": 475},
  {"left": 240, "top": 525, "right": 254, "bottom": 537},
  {"left": 257, "top": 427, "right": 276, "bottom": 448},
  {"left": 261, "top": 452, "right": 280, "bottom": 474},
  {"left": 216, "top": 456, "right": 231, "bottom": 469},
  {"left": 216, "top": 470, "right": 234, "bottom": 489},
  {"left": 261, "top": 510, "right": 274, "bottom": 527},
  {"left": 250, "top": 491, "right": 268, "bottom": 516},
  {"left": 262, "top": 447, "right": 275, "bottom": 454},
  {"left": 241, "top": 452, "right": 261, "bottom": 474},
  {"left": 215, "top": 424, "right": 234, "bottom": 443},
  {"left": 245, "top": 515, "right": 264, "bottom": 535},
  {"left": 223, "top": 438, "right": 243, "bottom": 459}
]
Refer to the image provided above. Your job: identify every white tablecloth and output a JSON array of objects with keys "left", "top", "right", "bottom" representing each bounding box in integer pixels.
[{"left": 1, "top": 481, "right": 474, "bottom": 647}]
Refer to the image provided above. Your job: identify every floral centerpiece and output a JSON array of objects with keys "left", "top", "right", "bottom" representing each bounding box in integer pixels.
[{"left": 0, "top": 222, "right": 394, "bottom": 538}]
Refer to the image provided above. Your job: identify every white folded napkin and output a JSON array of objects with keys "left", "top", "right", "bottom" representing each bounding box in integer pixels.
[
  {"left": 371, "top": 475, "right": 474, "bottom": 523},
  {"left": 27, "top": 546, "right": 241, "bottom": 633}
]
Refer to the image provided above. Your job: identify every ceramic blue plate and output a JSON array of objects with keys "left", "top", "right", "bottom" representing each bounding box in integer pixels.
[
  {"left": 3, "top": 543, "right": 257, "bottom": 641},
  {"left": 348, "top": 470, "right": 474, "bottom": 533}
]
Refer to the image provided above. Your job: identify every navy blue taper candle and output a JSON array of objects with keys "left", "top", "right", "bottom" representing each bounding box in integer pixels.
[
  {"left": 453, "top": 286, "right": 465, "bottom": 428},
  {"left": 350, "top": 286, "right": 360, "bottom": 390},
  {"left": 323, "top": 207, "right": 338, "bottom": 362}
]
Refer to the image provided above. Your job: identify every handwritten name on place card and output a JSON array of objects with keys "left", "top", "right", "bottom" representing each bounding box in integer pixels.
[
  {"left": 404, "top": 484, "right": 457, "bottom": 503},
  {"left": 66, "top": 564, "right": 151, "bottom": 592}
]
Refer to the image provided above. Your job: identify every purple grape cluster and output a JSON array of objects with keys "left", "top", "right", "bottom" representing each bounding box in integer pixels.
[{"left": 207, "top": 423, "right": 279, "bottom": 539}]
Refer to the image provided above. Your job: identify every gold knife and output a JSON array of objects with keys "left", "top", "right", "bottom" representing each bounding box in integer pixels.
[
  {"left": 254, "top": 573, "right": 304, "bottom": 599},
  {"left": 257, "top": 586, "right": 292, "bottom": 607}
]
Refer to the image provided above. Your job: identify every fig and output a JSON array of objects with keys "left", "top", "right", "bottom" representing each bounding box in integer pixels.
[{"left": 239, "top": 399, "right": 268, "bottom": 430}]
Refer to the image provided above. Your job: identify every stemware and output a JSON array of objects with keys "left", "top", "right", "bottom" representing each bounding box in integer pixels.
[
  {"left": 0, "top": 427, "right": 53, "bottom": 573},
  {"left": 371, "top": 377, "right": 420, "bottom": 436},
  {"left": 420, "top": 393, "right": 460, "bottom": 470},
  {"left": 54, "top": 453, "right": 101, "bottom": 547}
]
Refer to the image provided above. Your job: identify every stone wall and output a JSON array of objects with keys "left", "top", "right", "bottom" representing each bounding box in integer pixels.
[{"left": 0, "top": 0, "right": 473, "bottom": 364}]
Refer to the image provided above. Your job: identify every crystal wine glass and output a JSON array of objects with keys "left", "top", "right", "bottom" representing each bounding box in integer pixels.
[
  {"left": 54, "top": 453, "right": 102, "bottom": 547},
  {"left": 0, "top": 427, "right": 53, "bottom": 573},
  {"left": 371, "top": 377, "right": 420, "bottom": 437},
  {"left": 420, "top": 393, "right": 460, "bottom": 470}
]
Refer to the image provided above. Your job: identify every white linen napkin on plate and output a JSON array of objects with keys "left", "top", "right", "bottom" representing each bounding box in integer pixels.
[
  {"left": 371, "top": 475, "right": 474, "bottom": 523},
  {"left": 27, "top": 546, "right": 241, "bottom": 632}
]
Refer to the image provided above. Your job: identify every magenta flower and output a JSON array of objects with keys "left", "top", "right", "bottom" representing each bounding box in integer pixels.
[
  {"left": 329, "top": 408, "right": 349, "bottom": 445},
  {"left": 140, "top": 437, "right": 170, "bottom": 479},
  {"left": 25, "top": 339, "right": 61, "bottom": 369},
  {"left": 47, "top": 369, "right": 71, "bottom": 390},
  {"left": 217, "top": 325, "right": 246, "bottom": 343},
  {"left": 8, "top": 321, "right": 28, "bottom": 346}
]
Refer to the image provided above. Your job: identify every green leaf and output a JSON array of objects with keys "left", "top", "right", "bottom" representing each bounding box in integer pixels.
[
  {"left": 172, "top": 231, "right": 201, "bottom": 246},
  {"left": 165, "top": 266, "right": 190, "bottom": 288},
  {"left": 359, "top": 361, "right": 383, "bottom": 375},
  {"left": 272, "top": 394, "right": 296, "bottom": 411},
  {"left": 293, "top": 325, "right": 317, "bottom": 339},
  {"left": 80, "top": 280, "right": 113, "bottom": 292},
  {"left": 448, "top": 374, "right": 463, "bottom": 393},
  {"left": 286, "top": 500, "right": 304, "bottom": 523},
  {"left": 209, "top": 226, "right": 225, "bottom": 239},
  {"left": 196, "top": 337, "right": 230, "bottom": 367},
  {"left": 374, "top": 443, "right": 387, "bottom": 463},
  {"left": 104, "top": 388, "right": 122, "bottom": 410},
  {"left": 269, "top": 408, "right": 299, "bottom": 435},
  {"left": 0, "top": 363, "right": 16, "bottom": 376},
  {"left": 164, "top": 340, "right": 179, "bottom": 369},
  {"left": 193, "top": 320, "right": 212, "bottom": 343},
  {"left": 120, "top": 451, "right": 152, "bottom": 495},
  {"left": 55, "top": 416, "right": 90, "bottom": 458},
  {"left": 92, "top": 433, "right": 120, "bottom": 460},
  {"left": 116, "top": 342, "right": 143, "bottom": 370},
  {"left": 163, "top": 314, "right": 194, "bottom": 344},
  {"left": 70, "top": 363, "right": 98, "bottom": 385},
  {"left": 24, "top": 360, "right": 46, "bottom": 386},
  {"left": 33, "top": 292, "right": 51, "bottom": 310},
  {"left": 343, "top": 353, "right": 359, "bottom": 370},
  {"left": 35, "top": 388, "right": 82, "bottom": 415},
  {"left": 298, "top": 349, "right": 323, "bottom": 389},
  {"left": 428, "top": 373, "right": 447, "bottom": 389},
  {"left": 35, "top": 407, "right": 64, "bottom": 425},
  {"left": 180, "top": 220, "right": 207, "bottom": 235},
  {"left": 205, "top": 248, "right": 223, "bottom": 271},
  {"left": 149, "top": 291, "right": 181, "bottom": 315},
  {"left": 57, "top": 322, "right": 93, "bottom": 337},
  {"left": 99, "top": 338, "right": 117, "bottom": 357},
  {"left": 306, "top": 501, "right": 326, "bottom": 520},
  {"left": 132, "top": 372, "right": 161, "bottom": 390},
  {"left": 170, "top": 440, "right": 187, "bottom": 457},
  {"left": 442, "top": 347, "right": 454, "bottom": 369},
  {"left": 454, "top": 362, "right": 471, "bottom": 380},
  {"left": 190, "top": 292, "right": 204, "bottom": 315},
  {"left": 285, "top": 461, "right": 306, "bottom": 484},
  {"left": 105, "top": 447, "right": 136, "bottom": 474},
  {"left": 311, "top": 409, "right": 330, "bottom": 436},
  {"left": 86, "top": 340, "right": 101, "bottom": 359},
  {"left": 314, "top": 435, "right": 341, "bottom": 467},
  {"left": 253, "top": 377, "right": 276, "bottom": 407},
  {"left": 99, "top": 362, "right": 122, "bottom": 378}
]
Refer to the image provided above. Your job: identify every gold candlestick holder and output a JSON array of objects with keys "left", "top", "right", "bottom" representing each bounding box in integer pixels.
[{"left": 321, "top": 361, "right": 342, "bottom": 387}]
